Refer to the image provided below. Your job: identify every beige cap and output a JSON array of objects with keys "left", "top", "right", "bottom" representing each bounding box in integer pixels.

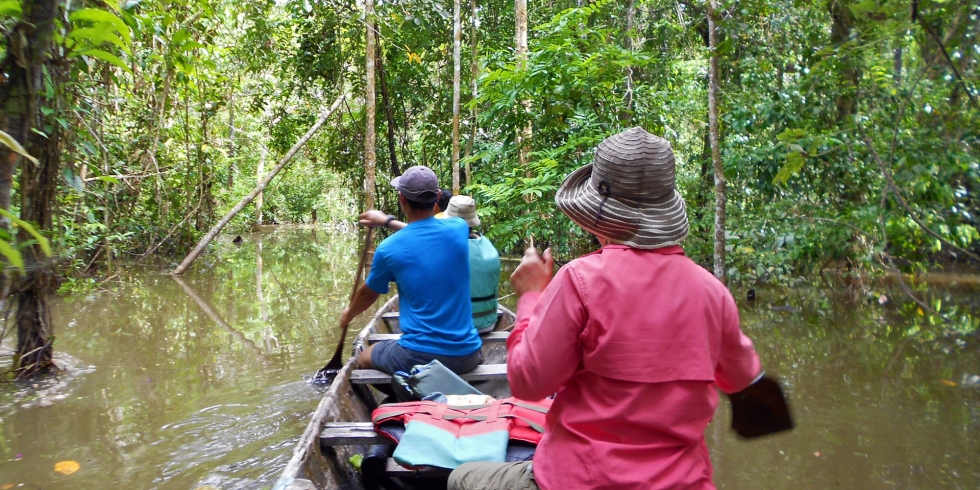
[{"left": 445, "top": 195, "right": 480, "bottom": 227}]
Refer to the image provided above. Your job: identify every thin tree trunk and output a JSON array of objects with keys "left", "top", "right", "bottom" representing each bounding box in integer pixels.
[
  {"left": 452, "top": 0, "right": 462, "bottom": 195},
  {"left": 377, "top": 44, "right": 401, "bottom": 177},
  {"left": 228, "top": 86, "right": 235, "bottom": 188},
  {"left": 364, "top": 12, "right": 378, "bottom": 210},
  {"left": 515, "top": 0, "right": 533, "bottom": 200},
  {"left": 619, "top": 0, "right": 636, "bottom": 123},
  {"left": 173, "top": 93, "right": 346, "bottom": 275},
  {"left": 256, "top": 142, "right": 266, "bottom": 225},
  {"left": 708, "top": 0, "right": 726, "bottom": 280},
  {"left": 464, "top": 0, "right": 479, "bottom": 187}
]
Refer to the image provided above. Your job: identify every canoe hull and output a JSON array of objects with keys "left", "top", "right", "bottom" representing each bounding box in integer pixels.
[{"left": 275, "top": 296, "right": 515, "bottom": 490}]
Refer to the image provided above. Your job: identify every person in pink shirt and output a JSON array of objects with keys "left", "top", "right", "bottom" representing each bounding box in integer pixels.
[{"left": 448, "top": 127, "right": 764, "bottom": 490}]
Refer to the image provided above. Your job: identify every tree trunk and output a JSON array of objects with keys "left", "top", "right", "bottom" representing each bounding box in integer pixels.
[
  {"left": 452, "top": 0, "right": 462, "bottom": 195},
  {"left": 0, "top": 0, "right": 61, "bottom": 377},
  {"left": 364, "top": 12, "right": 378, "bottom": 210},
  {"left": 707, "top": 0, "right": 726, "bottom": 281},
  {"left": 619, "top": 0, "right": 636, "bottom": 124},
  {"left": 827, "top": 0, "right": 858, "bottom": 123},
  {"left": 377, "top": 44, "right": 401, "bottom": 177},
  {"left": 228, "top": 86, "right": 235, "bottom": 188},
  {"left": 173, "top": 93, "right": 346, "bottom": 275},
  {"left": 464, "top": 0, "right": 479, "bottom": 187},
  {"left": 257, "top": 141, "right": 266, "bottom": 225},
  {"left": 515, "top": 0, "right": 533, "bottom": 200},
  {"left": 15, "top": 121, "right": 61, "bottom": 378}
]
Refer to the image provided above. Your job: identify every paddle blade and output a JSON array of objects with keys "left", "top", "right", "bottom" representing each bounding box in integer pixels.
[
  {"left": 324, "top": 324, "right": 350, "bottom": 370},
  {"left": 728, "top": 375, "right": 794, "bottom": 438}
]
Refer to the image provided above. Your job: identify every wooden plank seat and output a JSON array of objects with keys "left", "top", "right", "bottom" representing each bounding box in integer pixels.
[
  {"left": 350, "top": 363, "right": 508, "bottom": 385},
  {"left": 368, "top": 331, "right": 510, "bottom": 343},
  {"left": 319, "top": 422, "right": 388, "bottom": 446},
  {"left": 318, "top": 423, "right": 452, "bottom": 478}
]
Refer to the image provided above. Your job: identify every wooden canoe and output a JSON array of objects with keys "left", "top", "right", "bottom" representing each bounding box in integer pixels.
[{"left": 274, "top": 296, "right": 516, "bottom": 490}]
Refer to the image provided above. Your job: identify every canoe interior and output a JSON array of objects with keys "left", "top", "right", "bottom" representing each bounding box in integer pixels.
[{"left": 275, "top": 297, "right": 516, "bottom": 490}]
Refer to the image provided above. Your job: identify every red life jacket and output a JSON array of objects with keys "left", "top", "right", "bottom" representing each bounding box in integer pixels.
[
  {"left": 372, "top": 397, "right": 552, "bottom": 470},
  {"left": 372, "top": 397, "right": 552, "bottom": 444}
]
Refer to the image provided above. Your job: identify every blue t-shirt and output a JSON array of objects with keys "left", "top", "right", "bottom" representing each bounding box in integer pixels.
[{"left": 365, "top": 216, "right": 481, "bottom": 356}]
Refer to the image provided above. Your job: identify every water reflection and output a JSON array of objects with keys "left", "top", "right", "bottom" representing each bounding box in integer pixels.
[{"left": 0, "top": 228, "right": 976, "bottom": 489}]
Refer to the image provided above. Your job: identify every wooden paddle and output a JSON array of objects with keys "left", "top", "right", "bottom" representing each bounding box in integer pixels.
[{"left": 320, "top": 227, "right": 374, "bottom": 373}]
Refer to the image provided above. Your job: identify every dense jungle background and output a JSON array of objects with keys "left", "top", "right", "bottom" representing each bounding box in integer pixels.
[{"left": 1, "top": 0, "right": 978, "bottom": 374}]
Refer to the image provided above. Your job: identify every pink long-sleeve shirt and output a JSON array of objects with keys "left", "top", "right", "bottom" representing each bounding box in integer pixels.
[{"left": 507, "top": 245, "right": 761, "bottom": 490}]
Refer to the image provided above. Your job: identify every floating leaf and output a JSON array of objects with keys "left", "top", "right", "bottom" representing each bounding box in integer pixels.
[
  {"left": 349, "top": 454, "right": 363, "bottom": 470},
  {"left": 54, "top": 460, "right": 80, "bottom": 475},
  {"left": 0, "top": 130, "right": 39, "bottom": 165},
  {"left": 939, "top": 380, "right": 957, "bottom": 387}
]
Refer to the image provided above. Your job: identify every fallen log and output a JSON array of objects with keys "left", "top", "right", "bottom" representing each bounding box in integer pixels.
[{"left": 172, "top": 93, "right": 347, "bottom": 275}]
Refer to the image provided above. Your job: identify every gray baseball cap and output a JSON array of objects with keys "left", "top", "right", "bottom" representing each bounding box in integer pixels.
[{"left": 391, "top": 166, "right": 440, "bottom": 203}]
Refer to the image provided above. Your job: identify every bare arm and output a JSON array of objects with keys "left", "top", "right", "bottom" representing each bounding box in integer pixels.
[
  {"left": 338, "top": 283, "right": 381, "bottom": 329},
  {"left": 360, "top": 210, "right": 406, "bottom": 231}
]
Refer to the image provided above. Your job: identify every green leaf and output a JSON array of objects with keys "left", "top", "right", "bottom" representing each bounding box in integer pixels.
[
  {"left": 69, "top": 8, "right": 131, "bottom": 44},
  {"left": 0, "top": 0, "right": 22, "bottom": 17},
  {"left": 0, "top": 129, "right": 40, "bottom": 165},
  {"left": 63, "top": 168, "right": 85, "bottom": 193},
  {"left": 67, "top": 27, "right": 132, "bottom": 55},
  {"left": 0, "top": 209, "right": 51, "bottom": 258},
  {"left": 73, "top": 49, "right": 132, "bottom": 73},
  {"left": 0, "top": 239, "right": 24, "bottom": 273},
  {"left": 774, "top": 152, "right": 806, "bottom": 184},
  {"left": 94, "top": 175, "right": 121, "bottom": 184}
]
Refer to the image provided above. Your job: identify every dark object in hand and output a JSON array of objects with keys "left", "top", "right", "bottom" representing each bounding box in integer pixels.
[{"left": 727, "top": 375, "right": 793, "bottom": 438}]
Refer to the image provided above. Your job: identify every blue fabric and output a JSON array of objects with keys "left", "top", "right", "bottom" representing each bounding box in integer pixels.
[
  {"left": 366, "top": 217, "right": 481, "bottom": 357},
  {"left": 393, "top": 420, "right": 510, "bottom": 469}
]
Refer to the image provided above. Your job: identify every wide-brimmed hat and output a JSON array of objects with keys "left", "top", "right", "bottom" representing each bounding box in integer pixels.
[
  {"left": 391, "top": 166, "right": 440, "bottom": 204},
  {"left": 554, "top": 127, "right": 689, "bottom": 249},
  {"left": 445, "top": 195, "right": 480, "bottom": 227}
]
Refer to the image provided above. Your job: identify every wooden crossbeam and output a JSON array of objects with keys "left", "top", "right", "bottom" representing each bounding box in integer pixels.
[
  {"left": 368, "top": 332, "right": 510, "bottom": 344},
  {"left": 319, "top": 422, "right": 388, "bottom": 447},
  {"left": 350, "top": 363, "right": 508, "bottom": 385}
]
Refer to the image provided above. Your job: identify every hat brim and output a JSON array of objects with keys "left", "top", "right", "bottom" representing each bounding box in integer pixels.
[{"left": 555, "top": 163, "right": 689, "bottom": 249}]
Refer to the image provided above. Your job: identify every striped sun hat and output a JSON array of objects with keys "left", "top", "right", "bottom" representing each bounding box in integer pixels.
[{"left": 554, "top": 127, "right": 689, "bottom": 249}]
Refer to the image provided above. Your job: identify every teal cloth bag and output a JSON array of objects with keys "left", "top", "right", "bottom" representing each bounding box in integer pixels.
[
  {"left": 392, "top": 360, "right": 483, "bottom": 401},
  {"left": 391, "top": 401, "right": 510, "bottom": 469}
]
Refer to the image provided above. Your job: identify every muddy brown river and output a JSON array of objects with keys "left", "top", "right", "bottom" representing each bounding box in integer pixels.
[{"left": 1, "top": 227, "right": 978, "bottom": 489}]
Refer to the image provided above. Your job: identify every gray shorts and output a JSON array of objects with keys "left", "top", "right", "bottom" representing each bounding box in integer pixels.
[
  {"left": 370, "top": 340, "right": 483, "bottom": 375},
  {"left": 449, "top": 461, "right": 538, "bottom": 490}
]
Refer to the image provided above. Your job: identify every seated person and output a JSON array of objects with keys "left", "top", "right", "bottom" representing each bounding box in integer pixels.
[
  {"left": 340, "top": 166, "right": 482, "bottom": 375},
  {"left": 435, "top": 188, "right": 452, "bottom": 218},
  {"left": 445, "top": 195, "right": 501, "bottom": 334}
]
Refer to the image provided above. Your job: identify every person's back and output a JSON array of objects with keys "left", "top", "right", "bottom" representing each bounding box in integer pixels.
[
  {"left": 467, "top": 235, "right": 500, "bottom": 333},
  {"left": 369, "top": 216, "right": 481, "bottom": 354},
  {"left": 340, "top": 166, "right": 484, "bottom": 375},
  {"left": 444, "top": 195, "right": 501, "bottom": 334},
  {"left": 511, "top": 245, "right": 759, "bottom": 489}
]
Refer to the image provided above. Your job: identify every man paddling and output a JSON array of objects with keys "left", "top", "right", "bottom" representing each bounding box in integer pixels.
[
  {"left": 449, "top": 128, "right": 766, "bottom": 489},
  {"left": 339, "top": 166, "right": 483, "bottom": 375}
]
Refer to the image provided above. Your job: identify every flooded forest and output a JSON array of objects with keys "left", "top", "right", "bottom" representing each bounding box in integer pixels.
[{"left": 1, "top": 0, "right": 978, "bottom": 488}]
